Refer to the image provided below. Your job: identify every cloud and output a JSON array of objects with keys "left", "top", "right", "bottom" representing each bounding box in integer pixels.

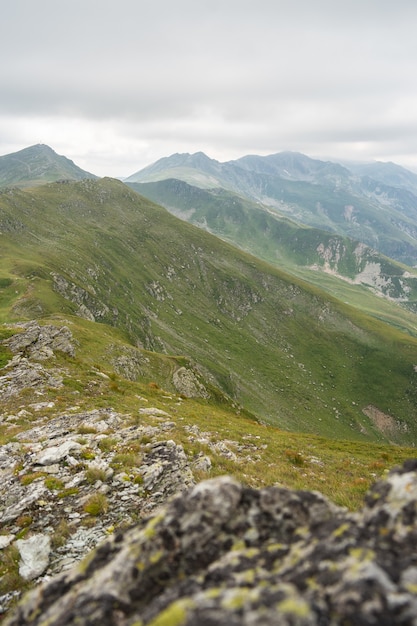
[{"left": 2, "top": 0, "right": 417, "bottom": 176}]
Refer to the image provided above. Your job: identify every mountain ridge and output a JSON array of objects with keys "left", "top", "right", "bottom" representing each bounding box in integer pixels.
[
  {"left": 126, "top": 149, "right": 417, "bottom": 266},
  {"left": 2, "top": 177, "right": 417, "bottom": 444},
  {"left": 0, "top": 144, "right": 97, "bottom": 188},
  {"left": 129, "top": 177, "right": 417, "bottom": 316}
]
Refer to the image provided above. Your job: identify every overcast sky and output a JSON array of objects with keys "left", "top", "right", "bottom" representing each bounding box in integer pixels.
[{"left": 2, "top": 0, "right": 417, "bottom": 177}]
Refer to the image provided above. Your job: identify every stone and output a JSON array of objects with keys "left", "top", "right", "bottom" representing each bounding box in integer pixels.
[
  {"left": 35, "top": 440, "right": 82, "bottom": 465},
  {"left": 9, "top": 464, "right": 417, "bottom": 625},
  {"left": 0, "top": 535, "right": 15, "bottom": 550},
  {"left": 172, "top": 366, "right": 210, "bottom": 398},
  {"left": 15, "top": 534, "right": 51, "bottom": 580}
]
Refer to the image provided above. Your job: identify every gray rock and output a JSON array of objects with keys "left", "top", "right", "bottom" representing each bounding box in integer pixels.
[
  {"left": 8, "top": 463, "right": 417, "bottom": 625},
  {"left": 4, "top": 321, "right": 75, "bottom": 359},
  {"left": 35, "top": 440, "right": 82, "bottom": 465},
  {"left": 15, "top": 534, "right": 51, "bottom": 580},
  {"left": 0, "top": 482, "right": 47, "bottom": 524},
  {"left": 0, "top": 535, "right": 15, "bottom": 550},
  {"left": 172, "top": 366, "right": 210, "bottom": 398}
]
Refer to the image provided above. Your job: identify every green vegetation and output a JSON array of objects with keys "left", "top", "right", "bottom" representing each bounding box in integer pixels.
[
  {"left": 85, "top": 467, "right": 107, "bottom": 484},
  {"left": 1, "top": 178, "right": 417, "bottom": 442},
  {"left": 132, "top": 179, "right": 417, "bottom": 330},
  {"left": 83, "top": 493, "right": 109, "bottom": 516},
  {"left": 1, "top": 177, "right": 417, "bottom": 510}
]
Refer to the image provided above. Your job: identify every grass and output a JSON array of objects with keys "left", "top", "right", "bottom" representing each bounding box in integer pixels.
[
  {"left": 1, "top": 179, "right": 417, "bottom": 513},
  {"left": 85, "top": 467, "right": 107, "bottom": 484},
  {"left": 0, "top": 314, "right": 414, "bottom": 511},
  {"left": 2, "top": 178, "right": 417, "bottom": 444},
  {"left": 83, "top": 493, "right": 109, "bottom": 516}
]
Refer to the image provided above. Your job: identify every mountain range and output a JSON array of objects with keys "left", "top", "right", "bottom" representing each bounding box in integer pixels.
[
  {"left": 4, "top": 143, "right": 417, "bottom": 620},
  {"left": 0, "top": 144, "right": 97, "bottom": 188},
  {"left": 126, "top": 150, "right": 417, "bottom": 267},
  {"left": 2, "top": 144, "right": 417, "bottom": 445},
  {"left": 0, "top": 146, "right": 417, "bottom": 441}
]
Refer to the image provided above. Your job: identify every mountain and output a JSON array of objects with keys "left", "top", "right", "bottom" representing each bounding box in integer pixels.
[
  {"left": 3, "top": 173, "right": 417, "bottom": 618},
  {"left": 125, "top": 151, "right": 226, "bottom": 188},
  {"left": 2, "top": 177, "right": 417, "bottom": 445},
  {"left": 234, "top": 150, "right": 352, "bottom": 185},
  {"left": 128, "top": 151, "right": 417, "bottom": 266},
  {"left": 345, "top": 160, "right": 417, "bottom": 196},
  {"left": 129, "top": 178, "right": 417, "bottom": 318},
  {"left": 0, "top": 144, "right": 97, "bottom": 188}
]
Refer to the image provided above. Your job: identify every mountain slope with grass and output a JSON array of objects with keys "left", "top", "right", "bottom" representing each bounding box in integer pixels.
[
  {"left": 127, "top": 151, "right": 417, "bottom": 265},
  {"left": 2, "top": 178, "right": 417, "bottom": 444},
  {"left": 129, "top": 178, "right": 417, "bottom": 318},
  {"left": 1, "top": 316, "right": 416, "bottom": 618},
  {"left": 0, "top": 144, "right": 97, "bottom": 189}
]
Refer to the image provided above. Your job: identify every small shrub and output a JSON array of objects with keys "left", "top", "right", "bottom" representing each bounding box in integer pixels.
[
  {"left": 16, "top": 515, "right": 33, "bottom": 528},
  {"left": 85, "top": 467, "right": 107, "bottom": 484},
  {"left": 111, "top": 452, "right": 140, "bottom": 471},
  {"left": 83, "top": 493, "right": 109, "bottom": 516},
  {"left": 80, "top": 449, "right": 96, "bottom": 460},
  {"left": 44, "top": 476, "right": 65, "bottom": 491},
  {"left": 77, "top": 425, "right": 98, "bottom": 435},
  {"left": 20, "top": 471, "right": 45, "bottom": 485},
  {"left": 51, "top": 519, "right": 72, "bottom": 549},
  {"left": 98, "top": 437, "right": 117, "bottom": 452},
  {"left": 284, "top": 449, "right": 305, "bottom": 466},
  {"left": 0, "top": 545, "right": 22, "bottom": 594},
  {"left": 109, "top": 381, "right": 123, "bottom": 393}
]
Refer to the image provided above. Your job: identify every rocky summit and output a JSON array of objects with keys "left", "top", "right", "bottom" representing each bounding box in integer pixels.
[{"left": 4, "top": 461, "right": 417, "bottom": 625}]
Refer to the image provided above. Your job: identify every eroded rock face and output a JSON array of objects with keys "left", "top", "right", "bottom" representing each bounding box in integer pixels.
[
  {"left": 6, "top": 461, "right": 417, "bottom": 626},
  {"left": 0, "top": 321, "right": 75, "bottom": 399}
]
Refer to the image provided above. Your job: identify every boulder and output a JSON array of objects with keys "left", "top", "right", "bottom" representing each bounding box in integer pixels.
[
  {"left": 15, "top": 534, "right": 51, "bottom": 581},
  {"left": 7, "top": 461, "right": 417, "bottom": 625}
]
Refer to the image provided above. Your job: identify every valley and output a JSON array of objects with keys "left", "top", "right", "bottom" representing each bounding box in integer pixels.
[{"left": 2, "top": 144, "right": 417, "bottom": 617}]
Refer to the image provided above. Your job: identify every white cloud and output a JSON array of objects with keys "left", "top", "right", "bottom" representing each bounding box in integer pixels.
[{"left": 2, "top": 0, "right": 417, "bottom": 176}]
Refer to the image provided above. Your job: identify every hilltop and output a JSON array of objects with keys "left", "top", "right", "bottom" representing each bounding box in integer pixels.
[{"left": 0, "top": 144, "right": 97, "bottom": 188}]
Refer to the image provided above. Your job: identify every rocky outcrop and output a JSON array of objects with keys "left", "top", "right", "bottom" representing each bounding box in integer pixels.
[
  {"left": 0, "top": 321, "right": 75, "bottom": 399},
  {"left": 5, "top": 461, "right": 417, "bottom": 625},
  {"left": 3, "top": 321, "right": 75, "bottom": 359},
  {"left": 172, "top": 366, "right": 210, "bottom": 398},
  {"left": 0, "top": 401, "right": 197, "bottom": 616}
]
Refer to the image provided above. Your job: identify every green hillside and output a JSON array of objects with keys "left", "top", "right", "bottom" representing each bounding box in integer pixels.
[
  {"left": 129, "top": 179, "right": 417, "bottom": 327},
  {"left": 127, "top": 151, "right": 417, "bottom": 266},
  {"left": 0, "top": 144, "right": 97, "bottom": 188},
  {"left": 2, "top": 178, "right": 417, "bottom": 444}
]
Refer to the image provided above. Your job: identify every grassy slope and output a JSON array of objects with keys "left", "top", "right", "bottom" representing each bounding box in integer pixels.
[
  {"left": 1, "top": 179, "right": 417, "bottom": 445},
  {"left": 130, "top": 180, "right": 417, "bottom": 333},
  {"left": 0, "top": 314, "right": 416, "bottom": 512},
  {"left": 129, "top": 157, "right": 417, "bottom": 265}
]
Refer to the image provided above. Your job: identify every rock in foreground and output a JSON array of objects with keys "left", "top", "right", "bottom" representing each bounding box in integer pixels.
[{"left": 6, "top": 461, "right": 417, "bottom": 625}]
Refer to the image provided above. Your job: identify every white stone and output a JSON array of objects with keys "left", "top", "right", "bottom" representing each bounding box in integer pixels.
[
  {"left": 35, "top": 440, "right": 82, "bottom": 465},
  {"left": 0, "top": 534, "right": 15, "bottom": 549},
  {"left": 16, "top": 534, "right": 51, "bottom": 580}
]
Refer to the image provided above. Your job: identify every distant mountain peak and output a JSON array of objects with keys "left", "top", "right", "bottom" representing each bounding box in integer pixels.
[{"left": 0, "top": 144, "right": 97, "bottom": 188}]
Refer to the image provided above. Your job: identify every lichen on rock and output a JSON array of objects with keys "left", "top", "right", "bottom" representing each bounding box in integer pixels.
[{"left": 6, "top": 462, "right": 417, "bottom": 625}]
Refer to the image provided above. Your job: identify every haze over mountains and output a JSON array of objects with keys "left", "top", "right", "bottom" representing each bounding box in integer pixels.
[{"left": 2, "top": 143, "right": 417, "bottom": 446}]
